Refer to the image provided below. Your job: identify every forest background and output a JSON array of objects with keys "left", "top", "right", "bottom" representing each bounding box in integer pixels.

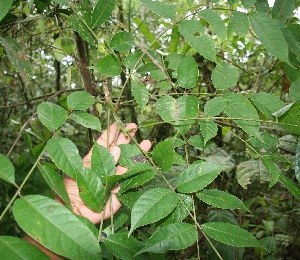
[{"left": 1, "top": 0, "right": 300, "bottom": 259}]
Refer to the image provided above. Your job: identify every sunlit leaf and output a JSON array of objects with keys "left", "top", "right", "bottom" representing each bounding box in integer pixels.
[
  {"left": 47, "top": 138, "right": 83, "bottom": 179},
  {"left": 76, "top": 168, "right": 106, "bottom": 211},
  {"left": 38, "top": 165, "right": 71, "bottom": 209},
  {"left": 67, "top": 91, "right": 95, "bottom": 110},
  {"left": 139, "top": 0, "right": 176, "bottom": 18},
  {"left": 249, "top": 13, "right": 289, "bottom": 63},
  {"left": 177, "top": 56, "right": 198, "bottom": 89},
  {"left": 204, "top": 97, "right": 225, "bottom": 117},
  {"left": 37, "top": 102, "right": 68, "bottom": 131},
  {"left": 0, "top": 236, "right": 50, "bottom": 260},
  {"left": 228, "top": 11, "right": 249, "bottom": 37},
  {"left": 223, "top": 93, "right": 261, "bottom": 140},
  {"left": 176, "top": 162, "right": 223, "bottom": 193},
  {"left": 201, "top": 222, "right": 260, "bottom": 247},
  {"left": 199, "top": 9, "right": 227, "bottom": 42},
  {"left": 251, "top": 92, "right": 285, "bottom": 120},
  {"left": 152, "top": 139, "right": 175, "bottom": 172},
  {"left": 0, "top": 154, "right": 15, "bottom": 185},
  {"left": 197, "top": 189, "right": 248, "bottom": 210},
  {"left": 200, "top": 119, "right": 218, "bottom": 145},
  {"left": 110, "top": 31, "right": 135, "bottom": 51},
  {"left": 178, "top": 20, "right": 216, "bottom": 62},
  {"left": 13, "top": 195, "right": 102, "bottom": 259},
  {"left": 129, "top": 188, "right": 178, "bottom": 235},
  {"left": 131, "top": 83, "right": 149, "bottom": 112},
  {"left": 274, "top": 100, "right": 300, "bottom": 136},
  {"left": 136, "top": 223, "right": 197, "bottom": 254},
  {"left": 211, "top": 62, "right": 239, "bottom": 89},
  {"left": 69, "top": 111, "right": 101, "bottom": 131},
  {"left": 91, "top": 143, "right": 115, "bottom": 181},
  {"left": 0, "top": 0, "right": 14, "bottom": 22},
  {"left": 104, "top": 233, "right": 144, "bottom": 260},
  {"left": 272, "top": 0, "right": 295, "bottom": 21},
  {"left": 93, "top": 54, "right": 122, "bottom": 76}
]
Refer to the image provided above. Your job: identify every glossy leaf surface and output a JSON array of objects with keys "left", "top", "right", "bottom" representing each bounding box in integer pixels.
[
  {"left": 129, "top": 188, "right": 178, "bottom": 235},
  {"left": 13, "top": 195, "right": 102, "bottom": 259}
]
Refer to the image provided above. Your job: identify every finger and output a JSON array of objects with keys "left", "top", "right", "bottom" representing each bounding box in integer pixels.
[
  {"left": 139, "top": 140, "right": 152, "bottom": 152},
  {"left": 110, "top": 146, "right": 121, "bottom": 164},
  {"left": 116, "top": 123, "right": 137, "bottom": 145},
  {"left": 96, "top": 123, "right": 118, "bottom": 148}
]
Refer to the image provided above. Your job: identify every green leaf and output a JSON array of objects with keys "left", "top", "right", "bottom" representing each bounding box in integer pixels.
[
  {"left": 188, "top": 135, "right": 206, "bottom": 150},
  {"left": 131, "top": 83, "right": 149, "bottom": 112},
  {"left": 251, "top": 92, "right": 285, "bottom": 120},
  {"left": 139, "top": 0, "right": 176, "bottom": 18},
  {"left": 176, "top": 162, "right": 223, "bottom": 193},
  {"left": 0, "top": 36, "right": 32, "bottom": 84},
  {"left": 201, "top": 222, "right": 260, "bottom": 247},
  {"left": 129, "top": 188, "right": 178, "bottom": 235},
  {"left": 169, "top": 25, "right": 180, "bottom": 53},
  {"left": 104, "top": 233, "right": 144, "bottom": 260},
  {"left": 262, "top": 157, "right": 280, "bottom": 187},
  {"left": 237, "top": 159, "right": 271, "bottom": 189},
  {"left": 53, "top": 37, "right": 75, "bottom": 61},
  {"left": 200, "top": 119, "right": 218, "bottom": 145},
  {"left": 176, "top": 56, "right": 199, "bottom": 89},
  {"left": 160, "top": 194, "right": 193, "bottom": 226},
  {"left": 76, "top": 168, "right": 106, "bottom": 211},
  {"left": 110, "top": 32, "right": 135, "bottom": 51},
  {"left": 67, "top": 91, "right": 95, "bottom": 110},
  {"left": 278, "top": 174, "right": 300, "bottom": 201},
  {"left": 69, "top": 111, "right": 101, "bottom": 131},
  {"left": 37, "top": 102, "right": 68, "bottom": 131},
  {"left": 275, "top": 100, "right": 300, "bottom": 135},
  {"left": 119, "top": 167, "right": 156, "bottom": 194},
  {"left": 47, "top": 138, "right": 83, "bottom": 179},
  {"left": 241, "top": 0, "right": 256, "bottom": 8},
  {"left": 223, "top": 93, "right": 261, "bottom": 140},
  {"left": 249, "top": 13, "right": 289, "bottom": 63},
  {"left": 93, "top": 54, "right": 122, "bottom": 77},
  {"left": 296, "top": 138, "right": 300, "bottom": 182},
  {"left": 152, "top": 139, "right": 175, "bottom": 172},
  {"left": 255, "top": 0, "right": 270, "bottom": 13},
  {"left": 178, "top": 20, "right": 216, "bottom": 62},
  {"left": 199, "top": 9, "right": 227, "bottom": 42},
  {"left": 212, "top": 62, "right": 239, "bottom": 89},
  {"left": 38, "top": 165, "right": 71, "bottom": 209},
  {"left": 156, "top": 95, "right": 199, "bottom": 135},
  {"left": 136, "top": 223, "right": 198, "bottom": 255},
  {"left": 13, "top": 195, "right": 101, "bottom": 259},
  {"left": 197, "top": 189, "right": 248, "bottom": 210},
  {"left": 118, "top": 144, "right": 145, "bottom": 168},
  {"left": 290, "top": 77, "right": 300, "bottom": 101},
  {"left": 88, "top": 0, "right": 116, "bottom": 28},
  {"left": 0, "top": 154, "right": 15, "bottom": 185},
  {"left": 272, "top": 0, "right": 295, "bottom": 21},
  {"left": 157, "top": 81, "right": 172, "bottom": 90},
  {"left": 0, "top": 0, "right": 14, "bottom": 22},
  {"left": 150, "top": 70, "right": 167, "bottom": 81},
  {"left": 204, "top": 97, "right": 225, "bottom": 117},
  {"left": 91, "top": 143, "right": 116, "bottom": 181},
  {"left": 228, "top": 11, "right": 249, "bottom": 37},
  {"left": 132, "top": 18, "right": 161, "bottom": 49},
  {"left": 68, "top": 14, "right": 97, "bottom": 46},
  {"left": 0, "top": 236, "right": 50, "bottom": 260}
]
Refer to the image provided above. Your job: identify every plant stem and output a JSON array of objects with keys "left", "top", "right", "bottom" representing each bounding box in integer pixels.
[{"left": 0, "top": 145, "right": 47, "bottom": 221}]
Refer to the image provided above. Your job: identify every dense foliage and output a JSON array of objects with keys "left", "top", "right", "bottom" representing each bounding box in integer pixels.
[{"left": 1, "top": 0, "right": 300, "bottom": 259}]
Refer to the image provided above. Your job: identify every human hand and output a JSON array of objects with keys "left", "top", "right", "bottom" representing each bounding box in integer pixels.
[{"left": 62, "top": 123, "right": 151, "bottom": 224}]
